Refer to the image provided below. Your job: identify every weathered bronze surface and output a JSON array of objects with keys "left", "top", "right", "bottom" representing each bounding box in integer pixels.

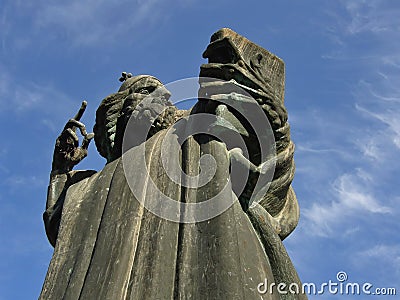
[{"left": 41, "top": 28, "right": 307, "bottom": 300}]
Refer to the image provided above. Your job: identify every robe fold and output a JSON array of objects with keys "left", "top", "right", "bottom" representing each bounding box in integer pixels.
[{"left": 40, "top": 128, "right": 304, "bottom": 300}]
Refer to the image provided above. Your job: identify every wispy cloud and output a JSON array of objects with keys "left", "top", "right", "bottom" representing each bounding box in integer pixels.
[
  {"left": 294, "top": 1, "right": 400, "bottom": 239},
  {"left": 0, "top": 65, "right": 76, "bottom": 119},
  {"left": 357, "top": 79, "right": 400, "bottom": 104},
  {"left": 296, "top": 144, "right": 347, "bottom": 156},
  {"left": 303, "top": 170, "right": 391, "bottom": 237},
  {"left": 3, "top": 175, "right": 46, "bottom": 190},
  {"left": 348, "top": 68, "right": 400, "bottom": 162},
  {"left": 356, "top": 104, "right": 400, "bottom": 150},
  {"left": 35, "top": 0, "right": 161, "bottom": 46},
  {"left": 354, "top": 244, "right": 400, "bottom": 282},
  {"left": 343, "top": 0, "right": 400, "bottom": 36},
  {"left": 334, "top": 173, "right": 390, "bottom": 214},
  {"left": 323, "top": 1, "right": 400, "bottom": 64},
  {"left": 359, "top": 244, "right": 400, "bottom": 261},
  {"left": 1, "top": 0, "right": 192, "bottom": 49}
]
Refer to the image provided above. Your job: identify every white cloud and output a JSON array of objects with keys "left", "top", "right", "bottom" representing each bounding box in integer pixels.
[
  {"left": 355, "top": 244, "right": 400, "bottom": 277},
  {"left": 356, "top": 104, "right": 400, "bottom": 150},
  {"left": 3, "top": 175, "right": 46, "bottom": 190},
  {"left": 357, "top": 79, "right": 400, "bottom": 104},
  {"left": 0, "top": 0, "right": 192, "bottom": 50},
  {"left": 9, "top": 0, "right": 187, "bottom": 48},
  {"left": 343, "top": 0, "right": 400, "bottom": 36},
  {"left": 0, "top": 148, "right": 9, "bottom": 176},
  {"left": 334, "top": 173, "right": 390, "bottom": 213},
  {"left": 0, "top": 67, "right": 10, "bottom": 97},
  {"left": 0, "top": 3, "right": 12, "bottom": 54},
  {"left": 298, "top": 2, "right": 400, "bottom": 238},
  {"left": 323, "top": 1, "right": 400, "bottom": 65},
  {"left": 355, "top": 138, "right": 380, "bottom": 161},
  {"left": 303, "top": 171, "right": 391, "bottom": 237},
  {"left": 296, "top": 144, "right": 346, "bottom": 156},
  {"left": 360, "top": 244, "right": 400, "bottom": 259},
  {"left": 349, "top": 64, "right": 400, "bottom": 161},
  {"left": 0, "top": 66, "right": 75, "bottom": 118}
]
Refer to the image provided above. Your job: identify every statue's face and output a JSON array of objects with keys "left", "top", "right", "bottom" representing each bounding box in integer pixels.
[
  {"left": 94, "top": 75, "right": 175, "bottom": 162},
  {"left": 121, "top": 75, "right": 171, "bottom": 108},
  {"left": 116, "top": 76, "right": 175, "bottom": 147},
  {"left": 119, "top": 76, "right": 171, "bottom": 123}
]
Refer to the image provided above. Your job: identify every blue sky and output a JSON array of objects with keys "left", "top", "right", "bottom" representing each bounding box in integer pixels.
[{"left": 0, "top": 0, "right": 399, "bottom": 299}]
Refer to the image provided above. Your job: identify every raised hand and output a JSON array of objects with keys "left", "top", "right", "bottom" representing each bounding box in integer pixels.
[{"left": 51, "top": 101, "right": 94, "bottom": 174}]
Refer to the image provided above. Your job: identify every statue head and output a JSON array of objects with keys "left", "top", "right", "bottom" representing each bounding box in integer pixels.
[{"left": 94, "top": 74, "right": 176, "bottom": 163}]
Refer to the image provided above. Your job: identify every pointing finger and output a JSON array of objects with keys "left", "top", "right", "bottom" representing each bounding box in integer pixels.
[{"left": 73, "top": 100, "right": 87, "bottom": 122}]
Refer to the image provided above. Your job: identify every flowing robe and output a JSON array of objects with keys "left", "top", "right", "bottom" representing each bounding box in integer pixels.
[
  {"left": 40, "top": 128, "right": 305, "bottom": 300},
  {"left": 41, "top": 27, "right": 307, "bottom": 300}
]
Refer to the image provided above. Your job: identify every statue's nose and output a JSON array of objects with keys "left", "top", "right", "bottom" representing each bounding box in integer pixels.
[{"left": 154, "top": 85, "right": 171, "bottom": 100}]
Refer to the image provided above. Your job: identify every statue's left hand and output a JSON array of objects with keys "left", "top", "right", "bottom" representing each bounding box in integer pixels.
[{"left": 51, "top": 101, "right": 94, "bottom": 174}]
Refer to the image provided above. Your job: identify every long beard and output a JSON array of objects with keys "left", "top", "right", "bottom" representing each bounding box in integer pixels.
[{"left": 119, "top": 96, "right": 177, "bottom": 143}]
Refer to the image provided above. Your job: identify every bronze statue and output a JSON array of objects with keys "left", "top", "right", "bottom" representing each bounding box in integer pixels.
[{"left": 41, "top": 28, "right": 307, "bottom": 300}]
